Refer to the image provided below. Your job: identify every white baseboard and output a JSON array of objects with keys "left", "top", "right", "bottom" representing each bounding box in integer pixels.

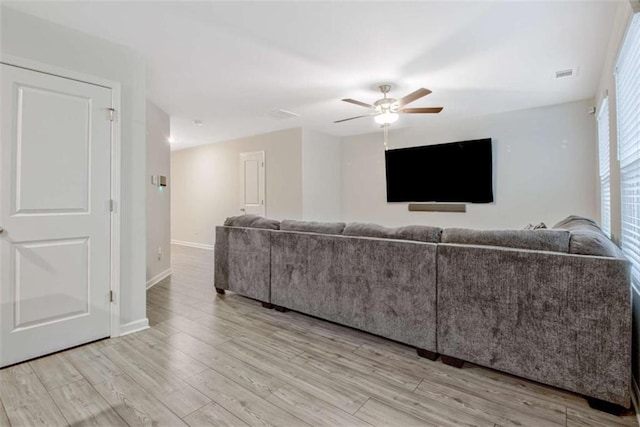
[
  {"left": 146, "top": 268, "right": 172, "bottom": 289},
  {"left": 632, "top": 377, "right": 640, "bottom": 424},
  {"left": 171, "top": 239, "right": 214, "bottom": 250},
  {"left": 119, "top": 318, "right": 149, "bottom": 337}
]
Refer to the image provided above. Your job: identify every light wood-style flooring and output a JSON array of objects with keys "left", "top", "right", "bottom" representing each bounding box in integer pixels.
[{"left": 0, "top": 244, "right": 638, "bottom": 426}]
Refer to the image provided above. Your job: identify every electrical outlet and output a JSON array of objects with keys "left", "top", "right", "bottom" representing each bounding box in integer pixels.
[{"left": 157, "top": 247, "right": 162, "bottom": 260}]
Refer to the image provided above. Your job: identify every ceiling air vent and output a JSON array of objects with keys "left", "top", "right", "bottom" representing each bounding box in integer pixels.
[
  {"left": 267, "top": 109, "right": 300, "bottom": 120},
  {"left": 555, "top": 68, "right": 574, "bottom": 79}
]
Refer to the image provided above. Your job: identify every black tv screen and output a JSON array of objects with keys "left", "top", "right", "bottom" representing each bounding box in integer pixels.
[{"left": 385, "top": 138, "right": 493, "bottom": 203}]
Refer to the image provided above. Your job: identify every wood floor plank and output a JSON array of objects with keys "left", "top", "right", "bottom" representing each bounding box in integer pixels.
[
  {"left": 29, "top": 353, "right": 83, "bottom": 390},
  {"left": 307, "top": 321, "right": 418, "bottom": 358},
  {"left": 93, "top": 374, "right": 188, "bottom": 426},
  {"left": 413, "top": 377, "right": 564, "bottom": 427},
  {"left": 566, "top": 407, "right": 637, "bottom": 427},
  {"left": 217, "top": 338, "right": 369, "bottom": 414},
  {"left": 0, "top": 364, "right": 67, "bottom": 426},
  {"left": 146, "top": 292, "right": 206, "bottom": 321},
  {"left": 64, "top": 344, "right": 124, "bottom": 385},
  {"left": 296, "top": 341, "right": 422, "bottom": 391},
  {"left": 147, "top": 303, "right": 177, "bottom": 325},
  {"left": 356, "top": 343, "right": 586, "bottom": 412},
  {"left": 349, "top": 342, "right": 567, "bottom": 424},
  {"left": 186, "top": 368, "right": 310, "bottom": 426},
  {"left": 272, "top": 328, "right": 361, "bottom": 359},
  {"left": 120, "top": 329, "right": 209, "bottom": 379},
  {"left": 161, "top": 315, "right": 233, "bottom": 347},
  {"left": 49, "top": 379, "right": 127, "bottom": 426},
  {"left": 291, "top": 350, "right": 494, "bottom": 427},
  {"left": 99, "top": 341, "right": 211, "bottom": 417},
  {"left": 183, "top": 402, "right": 249, "bottom": 427},
  {"left": 0, "top": 400, "right": 11, "bottom": 427},
  {"left": 163, "top": 332, "right": 286, "bottom": 397},
  {"left": 243, "top": 309, "right": 311, "bottom": 334},
  {"left": 153, "top": 320, "right": 183, "bottom": 337},
  {"left": 355, "top": 398, "right": 437, "bottom": 427},
  {"left": 266, "top": 384, "right": 373, "bottom": 427},
  {"left": 413, "top": 359, "right": 567, "bottom": 424}
]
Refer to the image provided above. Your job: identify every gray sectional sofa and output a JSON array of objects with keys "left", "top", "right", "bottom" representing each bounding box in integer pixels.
[{"left": 214, "top": 215, "right": 631, "bottom": 409}]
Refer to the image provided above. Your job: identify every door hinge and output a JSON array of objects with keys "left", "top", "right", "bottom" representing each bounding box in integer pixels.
[
  {"left": 109, "top": 290, "right": 114, "bottom": 302},
  {"left": 109, "top": 199, "right": 115, "bottom": 212},
  {"left": 261, "top": 162, "right": 264, "bottom": 167},
  {"left": 108, "top": 108, "right": 117, "bottom": 122}
]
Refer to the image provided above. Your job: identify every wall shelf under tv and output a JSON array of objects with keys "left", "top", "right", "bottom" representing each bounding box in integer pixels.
[{"left": 408, "top": 203, "right": 466, "bottom": 213}]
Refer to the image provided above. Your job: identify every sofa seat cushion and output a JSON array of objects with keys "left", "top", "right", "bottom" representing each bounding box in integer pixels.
[
  {"left": 224, "top": 214, "right": 280, "bottom": 230},
  {"left": 281, "top": 219, "right": 346, "bottom": 235},
  {"left": 553, "top": 215, "right": 623, "bottom": 258},
  {"left": 441, "top": 228, "right": 570, "bottom": 253},
  {"left": 343, "top": 222, "right": 442, "bottom": 243}
]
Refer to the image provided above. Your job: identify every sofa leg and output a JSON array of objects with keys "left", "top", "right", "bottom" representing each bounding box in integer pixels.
[
  {"left": 441, "top": 355, "right": 465, "bottom": 368},
  {"left": 274, "top": 305, "right": 289, "bottom": 312},
  {"left": 587, "top": 397, "right": 628, "bottom": 416},
  {"left": 416, "top": 349, "right": 439, "bottom": 361},
  {"left": 215, "top": 287, "right": 225, "bottom": 295},
  {"left": 262, "top": 302, "right": 274, "bottom": 309}
]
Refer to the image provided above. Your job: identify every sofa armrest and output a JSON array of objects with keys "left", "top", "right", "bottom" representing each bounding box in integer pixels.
[
  {"left": 437, "top": 243, "right": 631, "bottom": 407},
  {"left": 214, "top": 226, "right": 272, "bottom": 302}
]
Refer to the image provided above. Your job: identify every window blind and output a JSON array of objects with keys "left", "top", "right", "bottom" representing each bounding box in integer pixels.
[
  {"left": 616, "top": 13, "right": 640, "bottom": 287},
  {"left": 597, "top": 98, "right": 611, "bottom": 237}
]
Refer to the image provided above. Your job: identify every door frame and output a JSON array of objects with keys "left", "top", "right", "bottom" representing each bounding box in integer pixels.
[{"left": 1, "top": 54, "right": 123, "bottom": 338}]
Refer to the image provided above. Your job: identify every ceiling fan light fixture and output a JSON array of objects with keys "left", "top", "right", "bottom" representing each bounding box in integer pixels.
[{"left": 374, "top": 112, "right": 399, "bottom": 125}]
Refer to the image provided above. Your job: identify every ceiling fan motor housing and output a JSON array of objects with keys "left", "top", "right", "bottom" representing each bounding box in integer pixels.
[{"left": 374, "top": 98, "right": 398, "bottom": 113}]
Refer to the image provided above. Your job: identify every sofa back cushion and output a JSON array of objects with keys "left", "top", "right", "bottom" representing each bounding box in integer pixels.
[
  {"left": 553, "top": 215, "right": 601, "bottom": 232},
  {"left": 553, "top": 215, "right": 623, "bottom": 258},
  {"left": 343, "top": 222, "right": 442, "bottom": 243},
  {"left": 441, "top": 228, "right": 570, "bottom": 253},
  {"left": 223, "top": 214, "right": 280, "bottom": 230},
  {"left": 281, "top": 219, "right": 346, "bottom": 235}
]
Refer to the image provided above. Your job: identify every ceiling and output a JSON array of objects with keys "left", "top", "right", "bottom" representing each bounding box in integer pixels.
[{"left": 5, "top": 1, "right": 621, "bottom": 150}]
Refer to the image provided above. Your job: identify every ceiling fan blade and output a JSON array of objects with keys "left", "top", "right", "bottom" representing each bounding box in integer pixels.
[
  {"left": 401, "top": 107, "right": 443, "bottom": 114},
  {"left": 334, "top": 114, "right": 372, "bottom": 123},
  {"left": 396, "top": 88, "right": 432, "bottom": 107},
  {"left": 342, "top": 98, "right": 373, "bottom": 109}
]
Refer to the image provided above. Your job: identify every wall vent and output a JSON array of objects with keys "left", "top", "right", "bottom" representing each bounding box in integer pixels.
[
  {"left": 555, "top": 69, "right": 574, "bottom": 79},
  {"left": 267, "top": 109, "right": 301, "bottom": 120}
]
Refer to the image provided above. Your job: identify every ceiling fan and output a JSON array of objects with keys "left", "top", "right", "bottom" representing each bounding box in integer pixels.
[{"left": 335, "top": 84, "right": 443, "bottom": 125}]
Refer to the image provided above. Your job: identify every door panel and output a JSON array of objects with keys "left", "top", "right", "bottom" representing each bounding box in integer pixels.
[
  {"left": 239, "top": 151, "right": 265, "bottom": 217},
  {"left": 1, "top": 64, "right": 112, "bottom": 367},
  {"left": 15, "top": 86, "right": 91, "bottom": 214},
  {"left": 13, "top": 238, "right": 89, "bottom": 329}
]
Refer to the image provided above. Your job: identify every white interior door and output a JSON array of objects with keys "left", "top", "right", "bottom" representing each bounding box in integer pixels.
[
  {"left": 0, "top": 64, "right": 112, "bottom": 367},
  {"left": 239, "top": 151, "right": 265, "bottom": 216}
]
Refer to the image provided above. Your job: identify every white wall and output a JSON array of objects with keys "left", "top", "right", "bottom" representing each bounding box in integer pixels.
[
  {"left": 302, "top": 129, "right": 342, "bottom": 221},
  {"left": 341, "top": 99, "right": 598, "bottom": 230},
  {"left": 146, "top": 101, "right": 171, "bottom": 286},
  {"left": 1, "top": 7, "right": 147, "bottom": 329},
  {"left": 171, "top": 128, "right": 302, "bottom": 247}
]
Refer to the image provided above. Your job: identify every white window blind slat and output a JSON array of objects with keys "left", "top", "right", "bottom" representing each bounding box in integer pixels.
[
  {"left": 616, "top": 13, "right": 640, "bottom": 288},
  {"left": 597, "top": 97, "right": 611, "bottom": 237}
]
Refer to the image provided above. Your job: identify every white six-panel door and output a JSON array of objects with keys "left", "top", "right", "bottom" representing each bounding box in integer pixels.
[
  {"left": 239, "top": 151, "right": 265, "bottom": 216},
  {"left": 0, "top": 64, "right": 112, "bottom": 367}
]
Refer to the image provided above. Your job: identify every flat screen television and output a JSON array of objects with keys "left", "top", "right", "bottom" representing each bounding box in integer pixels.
[{"left": 385, "top": 138, "right": 493, "bottom": 203}]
